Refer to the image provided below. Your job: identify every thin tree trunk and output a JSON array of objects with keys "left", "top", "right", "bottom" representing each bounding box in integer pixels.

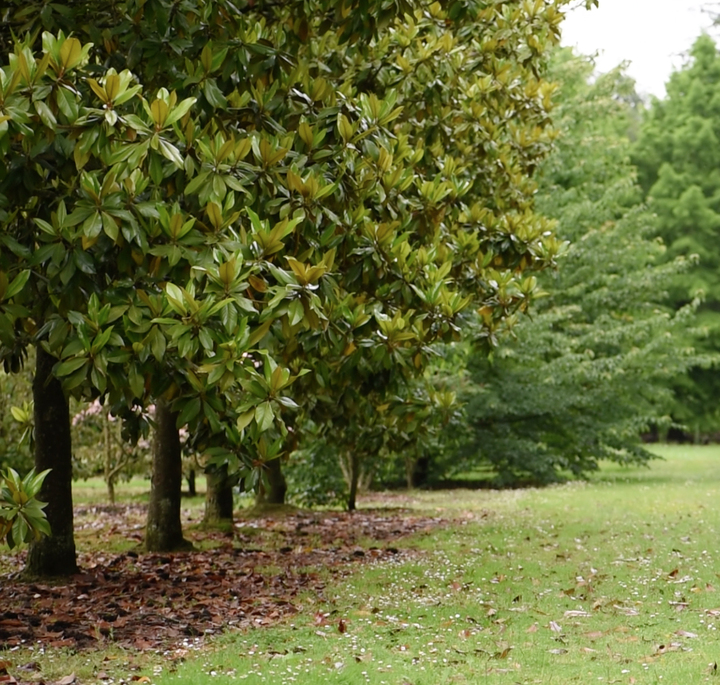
[
  {"left": 203, "top": 464, "right": 234, "bottom": 524},
  {"left": 347, "top": 452, "right": 359, "bottom": 512},
  {"left": 107, "top": 476, "right": 115, "bottom": 506},
  {"left": 411, "top": 455, "right": 431, "bottom": 489},
  {"left": 405, "top": 457, "right": 415, "bottom": 490},
  {"left": 25, "top": 346, "right": 78, "bottom": 577},
  {"left": 106, "top": 458, "right": 130, "bottom": 506},
  {"left": 186, "top": 468, "right": 196, "bottom": 496},
  {"left": 103, "top": 410, "right": 115, "bottom": 504},
  {"left": 255, "top": 457, "right": 287, "bottom": 505},
  {"left": 145, "top": 400, "right": 191, "bottom": 551}
]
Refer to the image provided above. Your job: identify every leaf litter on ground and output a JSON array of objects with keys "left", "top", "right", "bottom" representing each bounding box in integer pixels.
[
  {"left": 7, "top": 447, "right": 720, "bottom": 685},
  {"left": 0, "top": 504, "right": 444, "bottom": 670}
]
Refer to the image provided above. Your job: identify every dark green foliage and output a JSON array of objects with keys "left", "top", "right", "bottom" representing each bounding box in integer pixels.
[
  {"left": 286, "top": 433, "right": 350, "bottom": 508},
  {"left": 456, "top": 51, "right": 703, "bottom": 484},
  {"left": 633, "top": 35, "right": 720, "bottom": 434},
  {"left": 1, "top": 0, "right": 579, "bottom": 533},
  {"left": 0, "top": 467, "right": 50, "bottom": 548},
  {"left": 0, "top": 365, "right": 33, "bottom": 473},
  {"left": 281, "top": 0, "right": 571, "bottom": 507}
]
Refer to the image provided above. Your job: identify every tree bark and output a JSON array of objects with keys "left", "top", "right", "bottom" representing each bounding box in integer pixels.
[
  {"left": 103, "top": 411, "right": 115, "bottom": 504},
  {"left": 25, "top": 346, "right": 78, "bottom": 577},
  {"left": 186, "top": 468, "right": 196, "bottom": 497},
  {"left": 255, "top": 457, "right": 287, "bottom": 505},
  {"left": 411, "top": 455, "right": 431, "bottom": 489},
  {"left": 145, "top": 400, "right": 191, "bottom": 551},
  {"left": 203, "top": 464, "right": 234, "bottom": 524},
  {"left": 347, "top": 452, "right": 359, "bottom": 512},
  {"left": 405, "top": 456, "right": 415, "bottom": 490}
]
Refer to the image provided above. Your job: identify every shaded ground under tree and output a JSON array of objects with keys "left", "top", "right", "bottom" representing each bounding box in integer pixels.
[{"left": 0, "top": 504, "right": 443, "bottom": 651}]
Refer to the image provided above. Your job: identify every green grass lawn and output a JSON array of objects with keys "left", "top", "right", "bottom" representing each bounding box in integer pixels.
[
  {"left": 6, "top": 445, "right": 720, "bottom": 685},
  {"left": 71, "top": 475, "right": 153, "bottom": 503},
  {"left": 153, "top": 445, "right": 720, "bottom": 685}
]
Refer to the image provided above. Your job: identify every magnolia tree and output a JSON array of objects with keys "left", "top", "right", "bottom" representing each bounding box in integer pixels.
[
  {"left": 272, "top": 0, "right": 573, "bottom": 508},
  {"left": 0, "top": 34, "right": 310, "bottom": 572},
  {"left": 1, "top": 0, "right": 584, "bottom": 574},
  {"left": 0, "top": 14, "right": 441, "bottom": 567}
]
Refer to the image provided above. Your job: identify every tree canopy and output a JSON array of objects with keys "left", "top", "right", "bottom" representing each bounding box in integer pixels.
[
  {"left": 633, "top": 34, "right": 720, "bottom": 435},
  {"left": 0, "top": 0, "right": 576, "bottom": 572},
  {"left": 452, "top": 50, "right": 701, "bottom": 484}
]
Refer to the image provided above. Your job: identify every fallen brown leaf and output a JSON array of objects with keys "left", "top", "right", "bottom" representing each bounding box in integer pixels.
[
  {"left": 0, "top": 507, "right": 443, "bottom": 652},
  {"left": 54, "top": 675, "right": 76, "bottom": 685}
]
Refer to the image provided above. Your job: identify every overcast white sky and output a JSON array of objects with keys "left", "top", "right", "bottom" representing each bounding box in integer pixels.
[{"left": 561, "top": 0, "right": 720, "bottom": 98}]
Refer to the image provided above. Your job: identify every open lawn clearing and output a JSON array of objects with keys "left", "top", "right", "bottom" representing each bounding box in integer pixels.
[{"left": 2, "top": 446, "right": 720, "bottom": 684}]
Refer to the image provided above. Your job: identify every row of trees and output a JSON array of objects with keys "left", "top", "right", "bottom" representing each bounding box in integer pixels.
[
  {"left": 7, "top": 5, "right": 720, "bottom": 567},
  {"left": 286, "top": 46, "right": 710, "bottom": 492},
  {"left": 6, "top": 39, "right": 711, "bottom": 514},
  {"left": 7, "top": 6, "right": 720, "bottom": 567},
  {"left": 0, "top": 0, "right": 579, "bottom": 576}
]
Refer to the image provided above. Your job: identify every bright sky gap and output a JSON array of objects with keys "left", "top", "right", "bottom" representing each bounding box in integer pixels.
[{"left": 561, "top": 0, "right": 720, "bottom": 98}]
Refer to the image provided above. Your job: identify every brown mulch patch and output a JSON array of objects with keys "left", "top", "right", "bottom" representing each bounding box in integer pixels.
[{"left": 0, "top": 509, "right": 444, "bottom": 652}]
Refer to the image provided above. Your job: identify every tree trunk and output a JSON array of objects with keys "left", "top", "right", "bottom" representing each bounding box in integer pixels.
[
  {"left": 186, "top": 468, "right": 196, "bottom": 497},
  {"left": 411, "top": 455, "right": 431, "bottom": 489},
  {"left": 255, "top": 457, "right": 287, "bottom": 505},
  {"left": 25, "top": 346, "right": 78, "bottom": 577},
  {"left": 405, "top": 457, "right": 415, "bottom": 490},
  {"left": 103, "top": 411, "right": 115, "bottom": 504},
  {"left": 347, "top": 452, "right": 359, "bottom": 512},
  {"left": 203, "top": 464, "right": 234, "bottom": 524},
  {"left": 145, "top": 400, "right": 191, "bottom": 551}
]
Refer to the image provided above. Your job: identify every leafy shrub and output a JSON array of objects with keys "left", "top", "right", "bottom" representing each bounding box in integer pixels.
[{"left": 1, "top": 468, "right": 51, "bottom": 548}]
